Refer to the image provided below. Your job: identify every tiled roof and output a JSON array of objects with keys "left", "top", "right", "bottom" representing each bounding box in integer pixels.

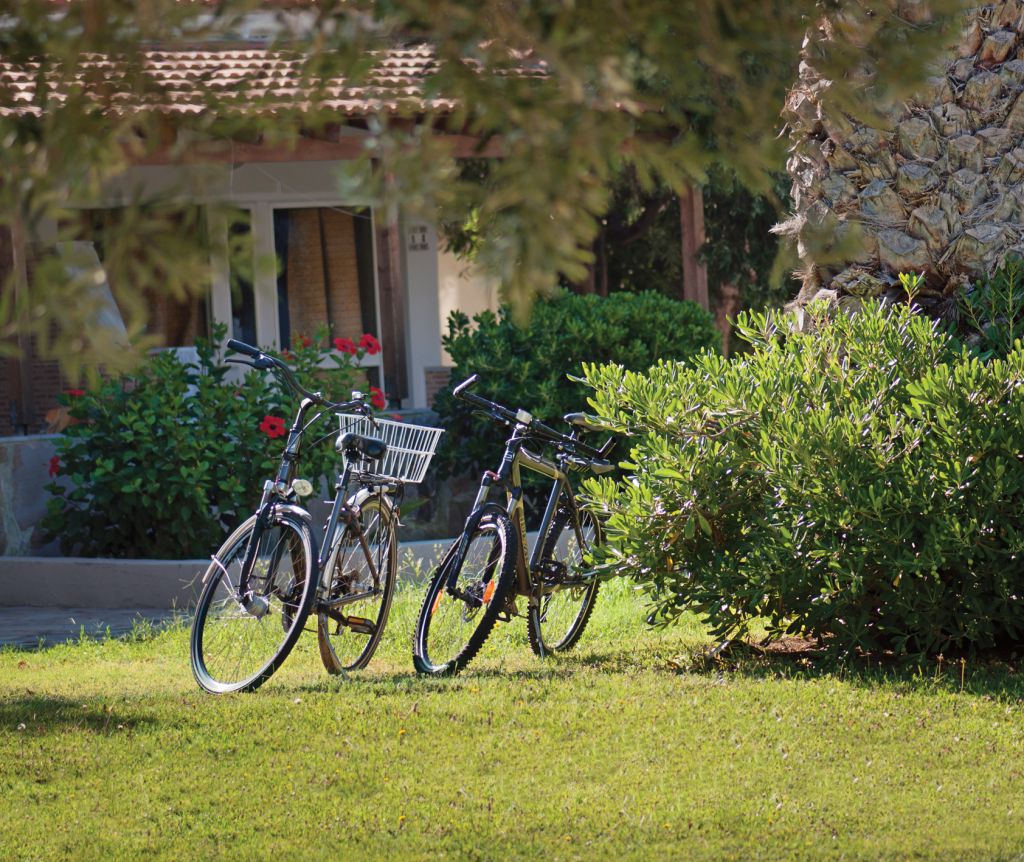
[{"left": 0, "top": 45, "right": 469, "bottom": 117}]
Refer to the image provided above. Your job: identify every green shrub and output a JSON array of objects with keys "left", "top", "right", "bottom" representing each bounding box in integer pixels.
[
  {"left": 434, "top": 290, "right": 719, "bottom": 478},
  {"left": 959, "top": 255, "right": 1024, "bottom": 360},
  {"left": 583, "top": 301, "right": 1024, "bottom": 660},
  {"left": 43, "top": 325, "right": 375, "bottom": 558}
]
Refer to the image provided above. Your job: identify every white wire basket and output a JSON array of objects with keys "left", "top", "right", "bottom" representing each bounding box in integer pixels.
[{"left": 336, "top": 414, "right": 444, "bottom": 485}]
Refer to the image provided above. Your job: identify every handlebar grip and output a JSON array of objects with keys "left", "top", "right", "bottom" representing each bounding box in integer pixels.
[
  {"left": 227, "top": 339, "right": 261, "bottom": 358},
  {"left": 452, "top": 374, "right": 479, "bottom": 398}
]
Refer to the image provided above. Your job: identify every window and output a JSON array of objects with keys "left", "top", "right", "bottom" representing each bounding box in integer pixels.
[{"left": 272, "top": 206, "right": 378, "bottom": 351}]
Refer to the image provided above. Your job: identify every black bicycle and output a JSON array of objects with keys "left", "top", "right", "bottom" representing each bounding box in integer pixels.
[
  {"left": 190, "top": 338, "right": 442, "bottom": 693},
  {"left": 412, "top": 375, "right": 616, "bottom": 675}
]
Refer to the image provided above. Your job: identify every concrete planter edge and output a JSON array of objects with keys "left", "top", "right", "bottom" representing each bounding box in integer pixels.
[{"left": 0, "top": 536, "right": 454, "bottom": 610}]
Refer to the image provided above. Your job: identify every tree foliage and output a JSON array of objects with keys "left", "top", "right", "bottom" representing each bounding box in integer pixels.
[{"left": 0, "top": 0, "right": 970, "bottom": 372}]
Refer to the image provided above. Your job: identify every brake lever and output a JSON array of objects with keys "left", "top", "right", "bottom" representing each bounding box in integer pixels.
[
  {"left": 471, "top": 409, "right": 509, "bottom": 427},
  {"left": 226, "top": 357, "right": 254, "bottom": 368}
]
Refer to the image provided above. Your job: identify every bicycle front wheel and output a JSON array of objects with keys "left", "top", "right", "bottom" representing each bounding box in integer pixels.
[
  {"left": 527, "top": 508, "right": 602, "bottom": 656},
  {"left": 413, "top": 512, "right": 517, "bottom": 676},
  {"left": 317, "top": 495, "right": 398, "bottom": 673},
  {"left": 190, "top": 509, "right": 317, "bottom": 694}
]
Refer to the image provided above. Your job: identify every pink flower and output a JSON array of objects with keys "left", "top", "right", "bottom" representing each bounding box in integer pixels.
[
  {"left": 333, "top": 337, "right": 357, "bottom": 356},
  {"left": 370, "top": 387, "right": 387, "bottom": 410},
  {"left": 259, "top": 415, "right": 286, "bottom": 438},
  {"left": 359, "top": 333, "right": 381, "bottom": 356},
  {"left": 48, "top": 456, "right": 60, "bottom": 477}
]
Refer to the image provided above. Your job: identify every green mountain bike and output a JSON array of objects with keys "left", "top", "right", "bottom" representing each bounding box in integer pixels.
[{"left": 413, "top": 375, "right": 615, "bottom": 675}]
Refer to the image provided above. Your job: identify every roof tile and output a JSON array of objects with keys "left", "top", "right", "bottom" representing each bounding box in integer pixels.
[{"left": 0, "top": 45, "right": 468, "bottom": 117}]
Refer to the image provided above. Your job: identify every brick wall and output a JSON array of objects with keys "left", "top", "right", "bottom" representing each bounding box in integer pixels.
[
  {"left": 424, "top": 366, "right": 452, "bottom": 410},
  {"left": 142, "top": 288, "right": 205, "bottom": 347},
  {"left": 284, "top": 209, "right": 329, "bottom": 339}
]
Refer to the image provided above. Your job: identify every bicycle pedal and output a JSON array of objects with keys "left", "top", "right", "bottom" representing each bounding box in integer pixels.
[{"left": 344, "top": 615, "right": 377, "bottom": 635}]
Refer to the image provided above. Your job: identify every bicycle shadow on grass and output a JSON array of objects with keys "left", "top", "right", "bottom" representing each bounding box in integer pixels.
[
  {"left": 0, "top": 694, "right": 164, "bottom": 735},
  {"left": 666, "top": 638, "right": 1024, "bottom": 701},
  {"left": 293, "top": 664, "right": 581, "bottom": 695}
]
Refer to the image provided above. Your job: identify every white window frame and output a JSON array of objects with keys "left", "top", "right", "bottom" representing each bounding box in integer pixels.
[{"left": 208, "top": 198, "right": 384, "bottom": 379}]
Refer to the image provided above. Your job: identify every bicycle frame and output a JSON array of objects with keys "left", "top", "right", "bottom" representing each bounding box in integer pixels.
[
  {"left": 233, "top": 395, "right": 385, "bottom": 609},
  {"left": 456, "top": 424, "right": 589, "bottom": 603}
]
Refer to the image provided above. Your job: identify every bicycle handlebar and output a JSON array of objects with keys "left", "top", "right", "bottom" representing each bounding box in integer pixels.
[
  {"left": 226, "top": 338, "right": 261, "bottom": 358},
  {"left": 226, "top": 338, "right": 369, "bottom": 413},
  {"left": 453, "top": 374, "right": 609, "bottom": 462}
]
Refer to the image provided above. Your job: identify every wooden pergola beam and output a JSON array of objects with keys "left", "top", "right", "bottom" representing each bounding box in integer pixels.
[
  {"left": 374, "top": 191, "right": 409, "bottom": 404},
  {"left": 0, "top": 219, "right": 34, "bottom": 433},
  {"left": 128, "top": 131, "right": 505, "bottom": 166}
]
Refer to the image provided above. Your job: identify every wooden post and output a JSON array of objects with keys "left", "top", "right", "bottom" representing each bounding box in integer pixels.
[
  {"left": 373, "top": 203, "right": 409, "bottom": 403},
  {"left": 1, "top": 219, "right": 34, "bottom": 433},
  {"left": 679, "top": 184, "right": 709, "bottom": 310}
]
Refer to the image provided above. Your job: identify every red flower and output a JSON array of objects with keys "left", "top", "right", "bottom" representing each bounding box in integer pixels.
[
  {"left": 297, "top": 334, "right": 312, "bottom": 348},
  {"left": 65, "top": 389, "right": 85, "bottom": 397},
  {"left": 48, "top": 456, "right": 60, "bottom": 477},
  {"left": 259, "top": 415, "right": 287, "bottom": 438},
  {"left": 390, "top": 413, "right": 404, "bottom": 422},
  {"left": 370, "top": 387, "right": 387, "bottom": 410},
  {"left": 359, "top": 333, "right": 381, "bottom": 356},
  {"left": 281, "top": 349, "right": 293, "bottom": 361},
  {"left": 333, "top": 337, "right": 357, "bottom": 355}
]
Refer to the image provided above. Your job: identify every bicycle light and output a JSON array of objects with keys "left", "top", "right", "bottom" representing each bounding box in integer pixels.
[
  {"left": 516, "top": 409, "right": 533, "bottom": 425},
  {"left": 291, "top": 479, "right": 314, "bottom": 498}
]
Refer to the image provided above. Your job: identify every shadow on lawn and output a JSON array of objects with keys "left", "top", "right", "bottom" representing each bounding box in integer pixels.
[
  {"left": 0, "top": 694, "right": 162, "bottom": 735},
  {"left": 293, "top": 663, "right": 580, "bottom": 695},
  {"left": 671, "top": 638, "right": 1024, "bottom": 701}
]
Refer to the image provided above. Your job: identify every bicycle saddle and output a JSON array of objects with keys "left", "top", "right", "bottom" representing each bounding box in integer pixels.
[
  {"left": 563, "top": 412, "right": 606, "bottom": 433},
  {"left": 336, "top": 432, "right": 388, "bottom": 461}
]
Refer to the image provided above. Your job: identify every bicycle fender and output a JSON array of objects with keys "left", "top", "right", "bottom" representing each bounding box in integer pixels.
[
  {"left": 271, "top": 502, "right": 316, "bottom": 529},
  {"left": 346, "top": 486, "right": 394, "bottom": 513},
  {"left": 210, "top": 504, "right": 319, "bottom": 588},
  {"left": 270, "top": 503, "right": 320, "bottom": 584},
  {"left": 324, "top": 489, "right": 394, "bottom": 552}
]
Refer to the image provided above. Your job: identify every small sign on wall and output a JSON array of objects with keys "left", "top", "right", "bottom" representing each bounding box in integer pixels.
[{"left": 407, "top": 224, "right": 430, "bottom": 252}]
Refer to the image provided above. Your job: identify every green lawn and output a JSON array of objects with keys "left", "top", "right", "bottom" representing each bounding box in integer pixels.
[{"left": 2, "top": 578, "right": 1023, "bottom": 861}]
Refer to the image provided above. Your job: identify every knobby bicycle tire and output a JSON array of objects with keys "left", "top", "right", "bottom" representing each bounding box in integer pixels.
[
  {"left": 412, "top": 511, "right": 517, "bottom": 676},
  {"left": 527, "top": 507, "right": 602, "bottom": 656},
  {"left": 191, "top": 509, "right": 317, "bottom": 694}
]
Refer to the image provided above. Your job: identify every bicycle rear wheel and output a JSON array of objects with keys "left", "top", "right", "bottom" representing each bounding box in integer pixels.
[
  {"left": 190, "top": 509, "right": 317, "bottom": 694},
  {"left": 527, "top": 508, "right": 602, "bottom": 656},
  {"left": 413, "top": 512, "right": 517, "bottom": 676},
  {"left": 317, "top": 495, "right": 397, "bottom": 673}
]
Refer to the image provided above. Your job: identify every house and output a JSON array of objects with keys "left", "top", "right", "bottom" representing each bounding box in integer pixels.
[{"left": 0, "top": 27, "right": 505, "bottom": 436}]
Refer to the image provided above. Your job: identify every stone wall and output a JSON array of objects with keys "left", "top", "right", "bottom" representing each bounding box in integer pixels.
[
  {"left": 0, "top": 435, "right": 61, "bottom": 556},
  {"left": 0, "top": 420, "right": 475, "bottom": 558}
]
